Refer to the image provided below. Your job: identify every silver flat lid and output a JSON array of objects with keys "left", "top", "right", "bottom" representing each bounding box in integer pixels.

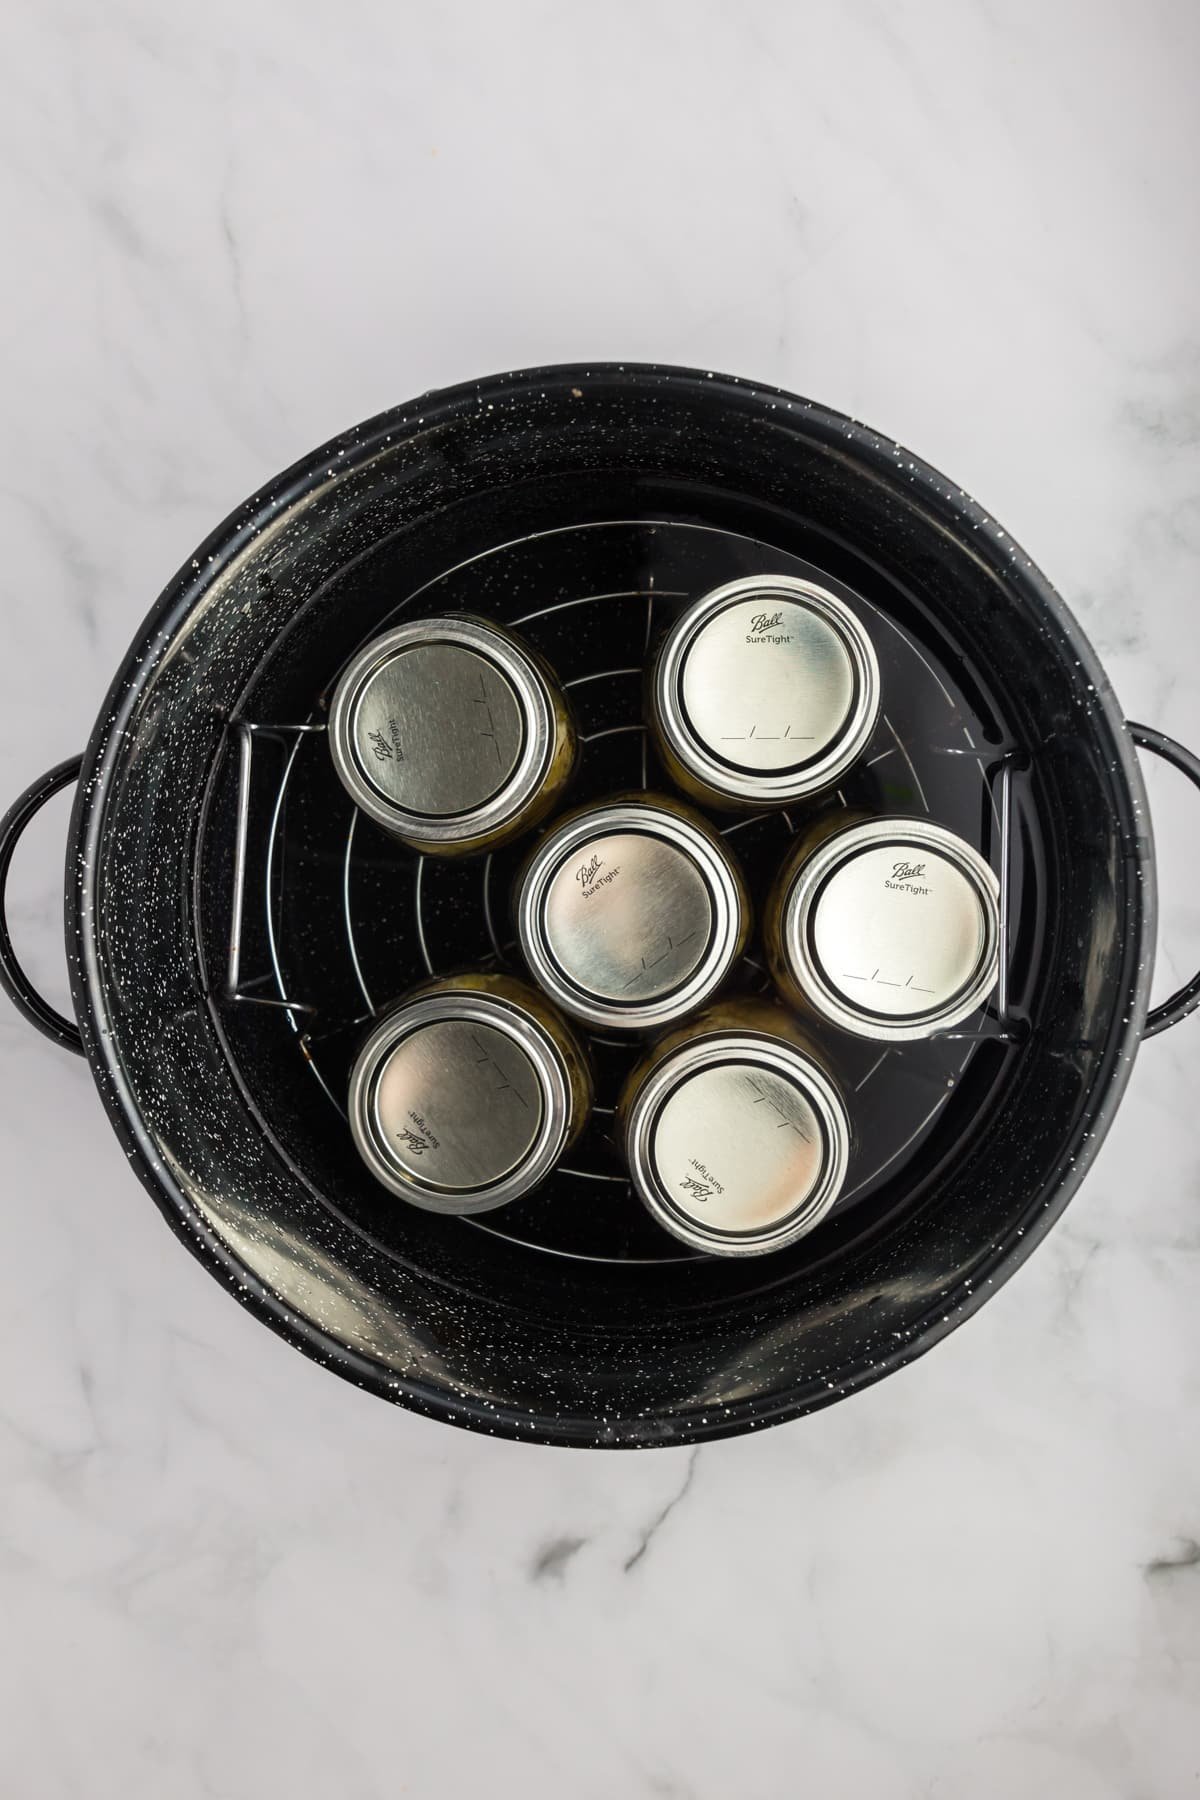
[
  {"left": 653, "top": 574, "right": 880, "bottom": 804},
  {"left": 351, "top": 644, "right": 524, "bottom": 816},
  {"left": 348, "top": 991, "right": 573, "bottom": 1213},
  {"left": 782, "top": 817, "right": 1001, "bottom": 1041},
  {"left": 625, "top": 1034, "right": 850, "bottom": 1255},
  {"left": 375, "top": 1019, "right": 543, "bottom": 1189},
  {"left": 541, "top": 830, "right": 713, "bottom": 1003},
  {"left": 329, "top": 616, "right": 557, "bottom": 846},
  {"left": 682, "top": 598, "right": 856, "bottom": 772},
  {"left": 515, "top": 799, "right": 747, "bottom": 1030}
]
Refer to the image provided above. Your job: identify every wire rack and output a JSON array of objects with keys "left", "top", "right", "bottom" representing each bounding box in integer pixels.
[{"left": 215, "top": 521, "right": 1033, "bottom": 1265}]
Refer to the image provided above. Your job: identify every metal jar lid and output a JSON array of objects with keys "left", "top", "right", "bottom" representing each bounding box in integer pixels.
[
  {"left": 778, "top": 817, "right": 1001, "bottom": 1041},
  {"left": 515, "top": 797, "right": 748, "bottom": 1031},
  {"left": 348, "top": 988, "right": 577, "bottom": 1213},
  {"left": 623, "top": 1031, "right": 851, "bottom": 1256},
  {"left": 652, "top": 574, "right": 881, "bottom": 805},
  {"left": 328, "top": 615, "right": 561, "bottom": 849}
]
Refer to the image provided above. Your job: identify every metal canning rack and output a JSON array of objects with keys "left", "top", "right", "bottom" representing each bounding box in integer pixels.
[{"left": 212, "top": 521, "right": 1037, "bottom": 1267}]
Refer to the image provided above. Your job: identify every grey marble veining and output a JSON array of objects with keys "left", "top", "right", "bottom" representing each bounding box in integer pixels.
[{"left": 1, "top": 4, "right": 1198, "bottom": 1796}]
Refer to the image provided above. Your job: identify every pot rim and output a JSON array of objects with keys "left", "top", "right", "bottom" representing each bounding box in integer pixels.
[{"left": 64, "top": 362, "right": 1155, "bottom": 1448}]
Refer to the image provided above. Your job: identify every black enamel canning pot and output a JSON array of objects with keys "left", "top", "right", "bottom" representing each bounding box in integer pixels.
[{"left": 2, "top": 364, "right": 1197, "bottom": 1448}]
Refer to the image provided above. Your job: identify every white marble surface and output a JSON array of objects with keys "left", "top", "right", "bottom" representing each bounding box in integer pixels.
[{"left": 2, "top": 4, "right": 1198, "bottom": 1794}]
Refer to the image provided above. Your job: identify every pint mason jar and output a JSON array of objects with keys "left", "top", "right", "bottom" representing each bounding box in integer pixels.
[
  {"left": 347, "top": 972, "right": 591, "bottom": 1213},
  {"left": 329, "top": 614, "right": 575, "bottom": 855},
  {"left": 765, "top": 812, "right": 1002, "bottom": 1041},
  {"left": 617, "top": 998, "right": 852, "bottom": 1256},
  {"left": 514, "top": 792, "right": 750, "bottom": 1033},
  {"left": 649, "top": 573, "right": 880, "bottom": 811}
]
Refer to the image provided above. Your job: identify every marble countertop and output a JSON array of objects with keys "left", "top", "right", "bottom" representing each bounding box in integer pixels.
[{"left": 2, "top": 5, "right": 1198, "bottom": 1795}]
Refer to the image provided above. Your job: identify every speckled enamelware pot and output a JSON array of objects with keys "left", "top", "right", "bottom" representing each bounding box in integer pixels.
[{"left": 2, "top": 365, "right": 1198, "bottom": 1447}]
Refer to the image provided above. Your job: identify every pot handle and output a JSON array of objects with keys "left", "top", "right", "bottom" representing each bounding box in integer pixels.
[
  {"left": 1129, "top": 722, "right": 1200, "bottom": 1038},
  {"left": 0, "top": 756, "right": 85, "bottom": 1054}
]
